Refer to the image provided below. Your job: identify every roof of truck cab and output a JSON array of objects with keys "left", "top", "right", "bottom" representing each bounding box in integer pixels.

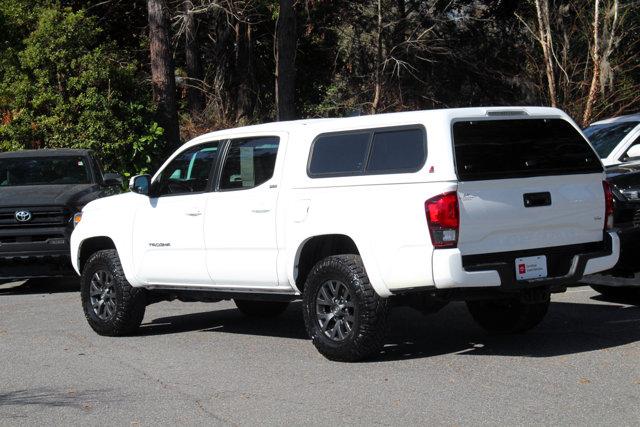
[
  {"left": 188, "top": 106, "right": 567, "bottom": 144},
  {"left": 0, "top": 149, "right": 92, "bottom": 159}
]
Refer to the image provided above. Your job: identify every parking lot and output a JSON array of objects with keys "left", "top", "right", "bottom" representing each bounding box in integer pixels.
[{"left": 1, "top": 280, "right": 640, "bottom": 425}]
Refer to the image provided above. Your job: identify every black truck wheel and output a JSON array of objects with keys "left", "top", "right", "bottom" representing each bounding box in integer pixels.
[
  {"left": 302, "top": 255, "right": 389, "bottom": 362},
  {"left": 234, "top": 299, "right": 289, "bottom": 317},
  {"left": 466, "top": 293, "right": 550, "bottom": 334},
  {"left": 81, "top": 249, "right": 146, "bottom": 336}
]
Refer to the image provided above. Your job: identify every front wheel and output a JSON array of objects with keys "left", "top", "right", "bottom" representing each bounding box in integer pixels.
[
  {"left": 302, "top": 255, "right": 389, "bottom": 362},
  {"left": 466, "top": 293, "right": 550, "bottom": 334},
  {"left": 81, "top": 249, "right": 146, "bottom": 336}
]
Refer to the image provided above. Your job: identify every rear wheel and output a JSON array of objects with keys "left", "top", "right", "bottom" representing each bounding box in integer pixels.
[
  {"left": 591, "top": 285, "right": 639, "bottom": 299},
  {"left": 467, "top": 293, "right": 550, "bottom": 334},
  {"left": 81, "top": 250, "right": 146, "bottom": 336},
  {"left": 302, "top": 255, "right": 388, "bottom": 362},
  {"left": 234, "top": 299, "right": 289, "bottom": 317}
]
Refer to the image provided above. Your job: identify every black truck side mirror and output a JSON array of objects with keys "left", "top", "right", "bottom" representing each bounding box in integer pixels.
[{"left": 103, "top": 172, "right": 123, "bottom": 187}]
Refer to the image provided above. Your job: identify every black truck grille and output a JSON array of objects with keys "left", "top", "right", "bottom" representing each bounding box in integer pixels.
[{"left": 0, "top": 207, "right": 71, "bottom": 229}]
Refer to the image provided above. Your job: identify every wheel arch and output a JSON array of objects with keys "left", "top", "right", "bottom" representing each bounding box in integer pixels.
[
  {"left": 78, "top": 236, "right": 117, "bottom": 274},
  {"left": 292, "top": 233, "right": 387, "bottom": 296}
]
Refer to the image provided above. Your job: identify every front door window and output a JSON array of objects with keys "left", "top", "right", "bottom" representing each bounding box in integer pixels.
[{"left": 153, "top": 142, "right": 221, "bottom": 196}]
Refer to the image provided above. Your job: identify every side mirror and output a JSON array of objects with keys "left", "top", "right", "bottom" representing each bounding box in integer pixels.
[
  {"left": 129, "top": 174, "right": 151, "bottom": 196},
  {"left": 103, "top": 172, "right": 123, "bottom": 187},
  {"left": 624, "top": 145, "right": 640, "bottom": 161}
]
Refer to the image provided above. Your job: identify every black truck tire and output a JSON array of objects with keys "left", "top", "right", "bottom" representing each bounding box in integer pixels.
[
  {"left": 234, "top": 299, "right": 289, "bottom": 317},
  {"left": 466, "top": 293, "right": 550, "bottom": 334},
  {"left": 81, "top": 249, "right": 146, "bottom": 336},
  {"left": 302, "top": 255, "right": 388, "bottom": 362}
]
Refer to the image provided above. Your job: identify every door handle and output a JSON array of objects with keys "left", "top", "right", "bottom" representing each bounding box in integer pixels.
[
  {"left": 251, "top": 209, "right": 271, "bottom": 214},
  {"left": 523, "top": 192, "right": 551, "bottom": 208},
  {"left": 185, "top": 211, "right": 203, "bottom": 216}
]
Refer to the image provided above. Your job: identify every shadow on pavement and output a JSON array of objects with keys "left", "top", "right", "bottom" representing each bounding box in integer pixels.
[
  {"left": 139, "top": 298, "right": 640, "bottom": 362},
  {"left": 0, "top": 278, "right": 80, "bottom": 295},
  {"left": 139, "top": 302, "right": 308, "bottom": 339},
  {"left": 591, "top": 293, "right": 640, "bottom": 306},
  {"left": 376, "top": 301, "right": 640, "bottom": 362}
]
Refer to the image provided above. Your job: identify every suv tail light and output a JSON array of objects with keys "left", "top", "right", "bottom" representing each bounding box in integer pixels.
[
  {"left": 603, "top": 180, "right": 614, "bottom": 230},
  {"left": 425, "top": 192, "right": 459, "bottom": 248}
]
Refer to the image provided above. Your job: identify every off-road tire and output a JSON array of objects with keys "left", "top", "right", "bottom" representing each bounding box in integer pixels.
[
  {"left": 466, "top": 294, "right": 550, "bottom": 334},
  {"left": 590, "top": 285, "right": 639, "bottom": 299},
  {"left": 234, "top": 299, "right": 289, "bottom": 317},
  {"left": 302, "top": 255, "right": 389, "bottom": 362},
  {"left": 81, "top": 249, "right": 146, "bottom": 336}
]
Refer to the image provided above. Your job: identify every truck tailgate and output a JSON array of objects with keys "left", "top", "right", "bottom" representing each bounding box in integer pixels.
[
  {"left": 453, "top": 117, "right": 605, "bottom": 256},
  {"left": 458, "top": 175, "right": 604, "bottom": 255}
]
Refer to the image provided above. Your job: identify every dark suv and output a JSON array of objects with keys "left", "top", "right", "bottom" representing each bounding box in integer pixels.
[{"left": 0, "top": 149, "right": 122, "bottom": 280}]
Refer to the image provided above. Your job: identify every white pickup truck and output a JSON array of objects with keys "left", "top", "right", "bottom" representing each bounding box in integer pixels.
[
  {"left": 71, "top": 107, "right": 619, "bottom": 361},
  {"left": 584, "top": 113, "right": 640, "bottom": 166}
]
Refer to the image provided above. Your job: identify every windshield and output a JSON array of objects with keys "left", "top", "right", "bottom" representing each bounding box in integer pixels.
[
  {"left": 0, "top": 156, "right": 92, "bottom": 187},
  {"left": 583, "top": 121, "right": 640, "bottom": 158}
]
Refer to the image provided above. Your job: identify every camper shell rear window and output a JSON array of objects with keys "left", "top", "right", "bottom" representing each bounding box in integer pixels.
[{"left": 453, "top": 118, "right": 603, "bottom": 181}]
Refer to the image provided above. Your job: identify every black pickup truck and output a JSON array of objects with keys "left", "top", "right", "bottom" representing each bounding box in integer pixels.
[
  {"left": 607, "top": 162, "right": 640, "bottom": 272},
  {"left": 584, "top": 161, "right": 640, "bottom": 296},
  {"left": 0, "top": 149, "right": 122, "bottom": 280}
]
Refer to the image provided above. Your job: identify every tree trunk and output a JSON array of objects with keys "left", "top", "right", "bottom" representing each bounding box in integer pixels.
[
  {"left": 275, "top": 0, "right": 296, "bottom": 121},
  {"left": 583, "top": 0, "right": 611, "bottom": 127},
  {"left": 394, "top": 0, "right": 405, "bottom": 102},
  {"left": 184, "top": 0, "right": 204, "bottom": 116},
  {"left": 582, "top": 0, "right": 601, "bottom": 126},
  {"left": 371, "top": 0, "right": 382, "bottom": 114},
  {"left": 148, "top": 0, "right": 180, "bottom": 151},
  {"left": 393, "top": 0, "right": 406, "bottom": 47},
  {"left": 534, "top": 0, "right": 557, "bottom": 107},
  {"left": 235, "top": 21, "right": 255, "bottom": 122}
]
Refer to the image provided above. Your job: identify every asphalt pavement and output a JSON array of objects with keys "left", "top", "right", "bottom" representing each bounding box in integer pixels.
[{"left": 1, "top": 279, "right": 640, "bottom": 425}]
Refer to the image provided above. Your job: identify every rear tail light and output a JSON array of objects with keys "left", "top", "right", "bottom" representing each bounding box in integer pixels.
[
  {"left": 603, "top": 180, "right": 614, "bottom": 230},
  {"left": 425, "top": 192, "right": 459, "bottom": 248}
]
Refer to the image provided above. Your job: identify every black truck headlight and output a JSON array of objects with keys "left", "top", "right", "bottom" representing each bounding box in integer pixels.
[{"left": 73, "top": 212, "right": 83, "bottom": 227}]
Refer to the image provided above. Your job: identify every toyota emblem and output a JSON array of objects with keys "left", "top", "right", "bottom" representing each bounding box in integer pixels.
[{"left": 15, "top": 210, "right": 32, "bottom": 222}]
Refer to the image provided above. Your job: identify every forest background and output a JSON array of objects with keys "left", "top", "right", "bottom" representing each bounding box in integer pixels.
[{"left": 0, "top": 0, "right": 638, "bottom": 175}]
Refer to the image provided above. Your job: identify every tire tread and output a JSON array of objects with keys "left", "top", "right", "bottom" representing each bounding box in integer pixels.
[
  {"left": 303, "top": 254, "right": 388, "bottom": 362},
  {"left": 81, "top": 249, "right": 146, "bottom": 336}
]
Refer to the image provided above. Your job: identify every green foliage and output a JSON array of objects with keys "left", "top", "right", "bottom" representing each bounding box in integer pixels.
[
  {"left": 132, "top": 122, "right": 165, "bottom": 176},
  {"left": 0, "top": 5, "right": 159, "bottom": 175}
]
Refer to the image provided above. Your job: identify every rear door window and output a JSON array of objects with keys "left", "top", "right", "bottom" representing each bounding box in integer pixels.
[
  {"left": 453, "top": 119, "right": 603, "bottom": 181},
  {"left": 219, "top": 137, "right": 280, "bottom": 190}
]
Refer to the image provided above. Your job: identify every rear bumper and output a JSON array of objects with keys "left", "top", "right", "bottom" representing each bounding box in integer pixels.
[
  {"left": 580, "top": 224, "right": 640, "bottom": 287},
  {"left": 601, "top": 223, "right": 640, "bottom": 274},
  {"left": 432, "top": 231, "right": 619, "bottom": 289}
]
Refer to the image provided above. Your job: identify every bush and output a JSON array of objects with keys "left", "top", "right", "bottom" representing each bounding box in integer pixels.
[{"left": 0, "top": 5, "right": 161, "bottom": 175}]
